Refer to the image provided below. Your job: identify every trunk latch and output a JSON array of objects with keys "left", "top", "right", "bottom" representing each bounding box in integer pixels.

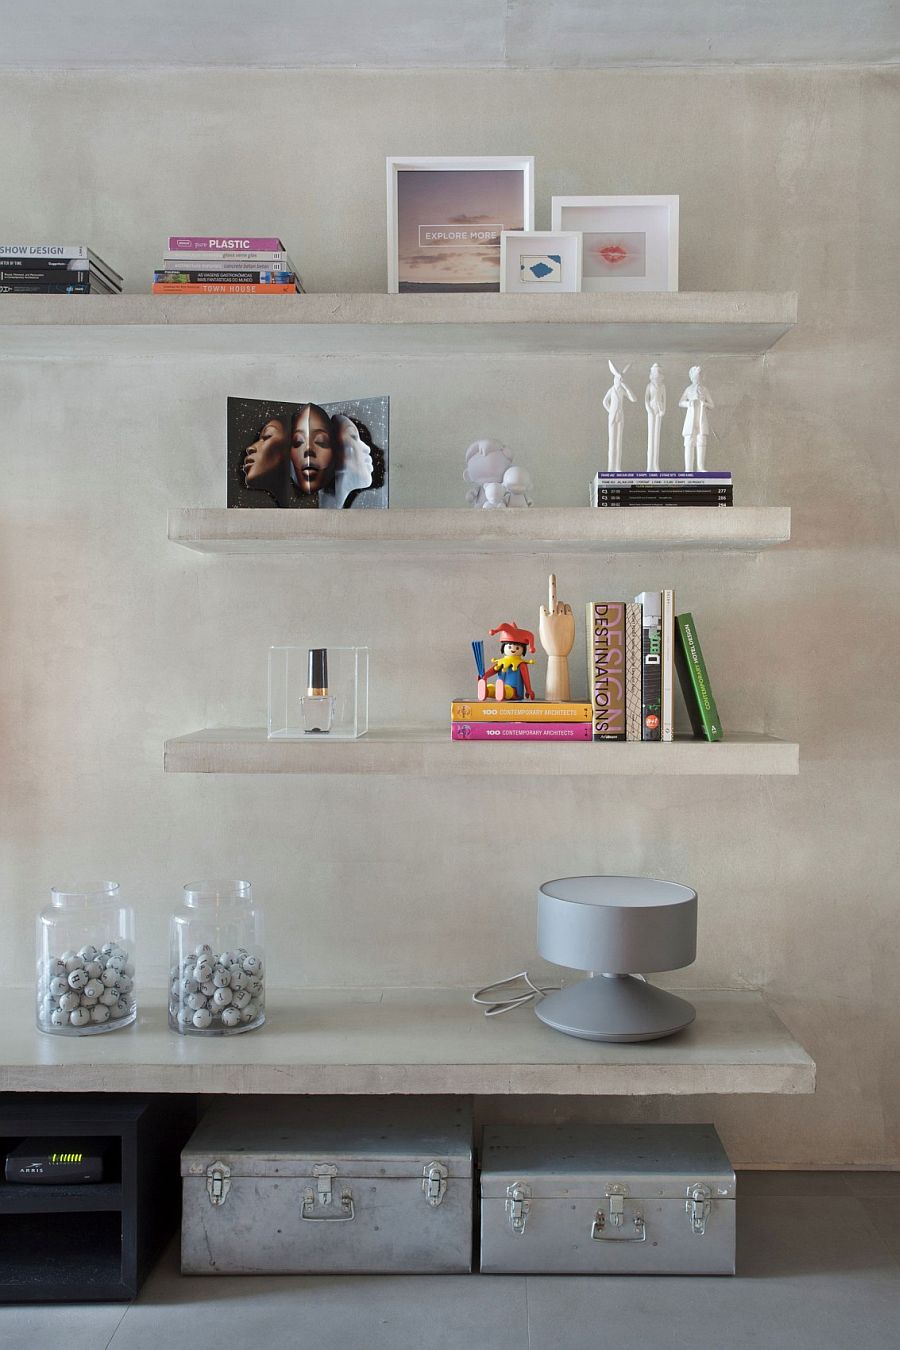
[
  {"left": 686, "top": 1183, "right": 712, "bottom": 1235},
  {"left": 422, "top": 1161, "right": 449, "bottom": 1207},
  {"left": 506, "top": 1181, "right": 532, "bottom": 1235},
  {"left": 206, "top": 1160, "right": 231, "bottom": 1207}
]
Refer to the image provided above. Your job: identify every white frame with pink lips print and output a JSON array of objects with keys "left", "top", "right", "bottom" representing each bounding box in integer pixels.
[
  {"left": 551, "top": 195, "right": 679, "bottom": 293},
  {"left": 387, "top": 156, "right": 534, "bottom": 294}
]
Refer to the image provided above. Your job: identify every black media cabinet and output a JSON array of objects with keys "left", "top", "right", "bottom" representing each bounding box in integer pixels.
[{"left": 0, "top": 1094, "right": 195, "bottom": 1302}]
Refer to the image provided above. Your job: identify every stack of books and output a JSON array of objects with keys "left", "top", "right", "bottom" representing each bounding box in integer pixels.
[
  {"left": 592, "top": 471, "right": 733, "bottom": 507},
  {"left": 587, "top": 594, "right": 722, "bottom": 743},
  {"left": 450, "top": 700, "right": 593, "bottom": 741},
  {"left": 0, "top": 244, "right": 123, "bottom": 294},
  {"left": 152, "top": 236, "right": 303, "bottom": 295}
]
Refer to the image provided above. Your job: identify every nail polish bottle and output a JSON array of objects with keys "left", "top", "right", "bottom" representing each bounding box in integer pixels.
[{"left": 300, "top": 648, "right": 334, "bottom": 734}]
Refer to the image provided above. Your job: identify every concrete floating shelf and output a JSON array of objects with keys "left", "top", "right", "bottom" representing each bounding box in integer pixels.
[
  {"left": 168, "top": 507, "right": 791, "bottom": 554},
  {"left": 164, "top": 727, "right": 799, "bottom": 776},
  {"left": 0, "top": 291, "right": 797, "bottom": 358},
  {"left": 0, "top": 988, "right": 815, "bottom": 1097}
]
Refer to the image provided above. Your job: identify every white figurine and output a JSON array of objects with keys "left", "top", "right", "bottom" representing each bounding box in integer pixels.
[
  {"left": 602, "top": 361, "right": 636, "bottom": 471},
  {"left": 502, "top": 465, "right": 533, "bottom": 507},
  {"left": 644, "top": 363, "right": 666, "bottom": 471},
  {"left": 679, "top": 364, "right": 715, "bottom": 471},
  {"left": 482, "top": 482, "right": 508, "bottom": 509},
  {"left": 464, "top": 439, "right": 513, "bottom": 506}
]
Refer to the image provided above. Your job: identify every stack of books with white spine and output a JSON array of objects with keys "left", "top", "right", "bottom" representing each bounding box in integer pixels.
[
  {"left": 592, "top": 471, "right": 733, "bottom": 507},
  {"left": 0, "top": 244, "right": 122, "bottom": 294},
  {"left": 152, "top": 236, "right": 303, "bottom": 294}
]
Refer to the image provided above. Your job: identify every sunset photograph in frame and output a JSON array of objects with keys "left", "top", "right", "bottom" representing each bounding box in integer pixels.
[{"left": 387, "top": 156, "right": 534, "bottom": 293}]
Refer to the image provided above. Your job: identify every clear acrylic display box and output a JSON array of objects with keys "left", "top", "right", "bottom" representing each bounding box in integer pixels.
[{"left": 268, "top": 646, "right": 369, "bottom": 740}]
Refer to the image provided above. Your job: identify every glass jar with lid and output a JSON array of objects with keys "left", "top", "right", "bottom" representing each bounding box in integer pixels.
[
  {"left": 169, "top": 880, "right": 265, "bottom": 1035},
  {"left": 36, "top": 882, "right": 136, "bottom": 1035}
]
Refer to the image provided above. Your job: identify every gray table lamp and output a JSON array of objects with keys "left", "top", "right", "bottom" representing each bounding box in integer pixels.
[{"left": 535, "top": 876, "right": 698, "bottom": 1043}]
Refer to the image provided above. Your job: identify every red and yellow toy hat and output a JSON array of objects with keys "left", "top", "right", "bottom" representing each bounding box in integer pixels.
[{"left": 489, "top": 621, "right": 535, "bottom": 652}]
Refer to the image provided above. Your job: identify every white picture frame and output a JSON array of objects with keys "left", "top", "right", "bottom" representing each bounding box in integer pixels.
[
  {"left": 500, "top": 231, "right": 583, "bottom": 294},
  {"left": 387, "top": 156, "right": 534, "bottom": 294},
  {"left": 551, "top": 195, "right": 679, "bottom": 292}
]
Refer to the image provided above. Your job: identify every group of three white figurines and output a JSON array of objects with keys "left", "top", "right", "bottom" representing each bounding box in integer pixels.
[{"left": 603, "top": 361, "right": 714, "bottom": 472}]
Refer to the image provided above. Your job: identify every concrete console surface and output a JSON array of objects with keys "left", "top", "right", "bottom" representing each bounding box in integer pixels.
[
  {"left": 0, "top": 987, "right": 814, "bottom": 1096},
  {"left": 4, "top": 1176, "right": 900, "bottom": 1350}
]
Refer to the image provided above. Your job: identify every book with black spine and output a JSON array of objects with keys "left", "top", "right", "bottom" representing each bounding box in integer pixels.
[
  {"left": 0, "top": 269, "right": 91, "bottom": 284},
  {"left": 0, "top": 283, "right": 97, "bottom": 293},
  {"left": 634, "top": 591, "right": 662, "bottom": 741},
  {"left": 0, "top": 257, "right": 98, "bottom": 272}
]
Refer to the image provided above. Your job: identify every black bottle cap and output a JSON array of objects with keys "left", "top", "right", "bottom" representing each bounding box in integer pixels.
[{"left": 308, "top": 647, "right": 328, "bottom": 692}]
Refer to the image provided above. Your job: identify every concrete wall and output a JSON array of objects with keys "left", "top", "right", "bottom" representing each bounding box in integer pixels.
[{"left": 1, "top": 66, "right": 897, "bottom": 1165}]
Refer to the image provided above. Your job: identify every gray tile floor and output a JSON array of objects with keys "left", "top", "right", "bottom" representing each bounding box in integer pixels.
[{"left": 2, "top": 1174, "right": 899, "bottom": 1350}]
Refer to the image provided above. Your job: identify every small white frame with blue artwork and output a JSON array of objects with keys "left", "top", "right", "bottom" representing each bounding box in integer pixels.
[{"left": 499, "top": 230, "right": 583, "bottom": 294}]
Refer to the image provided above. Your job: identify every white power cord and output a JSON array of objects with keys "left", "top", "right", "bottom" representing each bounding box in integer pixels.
[
  {"left": 472, "top": 971, "right": 561, "bottom": 1017},
  {"left": 472, "top": 970, "right": 648, "bottom": 1017}
]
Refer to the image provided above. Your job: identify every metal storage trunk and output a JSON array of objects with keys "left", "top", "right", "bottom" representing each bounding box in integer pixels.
[
  {"left": 181, "top": 1098, "right": 473, "bottom": 1274},
  {"left": 480, "top": 1124, "right": 735, "bottom": 1275}
]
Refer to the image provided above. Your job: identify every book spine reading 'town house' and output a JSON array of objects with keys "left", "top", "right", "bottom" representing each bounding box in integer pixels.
[{"left": 586, "top": 603, "right": 626, "bottom": 741}]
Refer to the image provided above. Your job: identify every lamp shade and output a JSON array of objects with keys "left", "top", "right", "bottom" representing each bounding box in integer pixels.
[
  {"left": 537, "top": 875, "right": 697, "bottom": 974},
  {"left": 534, "top": 876, "right": 699, "bottom": 1043}
]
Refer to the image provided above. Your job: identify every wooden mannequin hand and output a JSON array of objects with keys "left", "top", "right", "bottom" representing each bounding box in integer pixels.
[
  {"left": 539, "top": 600, "right": 575, "bottom": 658},
  {"left": 539, "top": 575, "right": 575, "bottom": 702}
]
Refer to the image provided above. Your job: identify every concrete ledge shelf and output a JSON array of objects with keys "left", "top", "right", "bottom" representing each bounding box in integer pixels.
[
  {"left": 168, "top": 507, "right": 791, "bottom": 555},
  {"left": 0, "top": 988, "right": 815, "bottom": 1096},
  {"left": 0, "top": 291, "right": 797, "bottom": 359},
  {"left": 164, "top": 727, "right": 799, "bottom": 776}
]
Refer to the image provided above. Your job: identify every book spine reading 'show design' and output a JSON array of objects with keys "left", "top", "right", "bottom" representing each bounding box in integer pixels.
[
  {"left": 586, "top": 602, "right": 626, "bottom": 741},
  {"left": 0, "top": 269, "right": 91, "bottom": 284},
  {"left": 625, "top": 602, "right": 642, "bottom": 742},
  {"left": 634, "top": 591, "right": 662, "bottom": 742},
  {"left": 0, "top": 244, "right": 89, "bottom": 257},
  {"left": 675, "top": 613, "right": 724, "bottom": 742},
  {"left": 162, "top": 251, "right": 291, "bottom": 266},
  {"left": 167, "top": 237, "right": 285, "bottom": 251},
  {"left": 450, "top": 700, "right": 592, "bottom": 722},
  {"left": 154, "top": 271, "right": 296, "bottom": 285},
  {"left": 151, "top": 283, "right": 298, "bottom": 294},
  {"left": 661, "top": 588, "right": 675, "bottom": 742},
  {"left": 0, "top": 283, "right": 96, "bottom": 293},
  {"left": 451, "top": 722, "right": 592, "bottom": 741}
]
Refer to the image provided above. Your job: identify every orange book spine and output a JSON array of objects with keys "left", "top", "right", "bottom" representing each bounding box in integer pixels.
[{"left": 151, "top": 283, "right": 297, "bottom": 294}]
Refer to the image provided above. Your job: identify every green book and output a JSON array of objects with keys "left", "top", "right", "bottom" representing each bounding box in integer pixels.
[{"left": 674, "top": 613, "right": 723, "bottom": 742}]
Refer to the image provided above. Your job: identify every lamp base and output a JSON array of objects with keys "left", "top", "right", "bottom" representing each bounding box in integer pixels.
[{"left": 535, "top": 974, "right": 696, "bottom": 1043}]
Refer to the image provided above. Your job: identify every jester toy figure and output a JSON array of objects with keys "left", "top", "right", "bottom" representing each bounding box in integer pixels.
[{"left": 477, "top": 622, "right": 536, "bottom": 702}]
